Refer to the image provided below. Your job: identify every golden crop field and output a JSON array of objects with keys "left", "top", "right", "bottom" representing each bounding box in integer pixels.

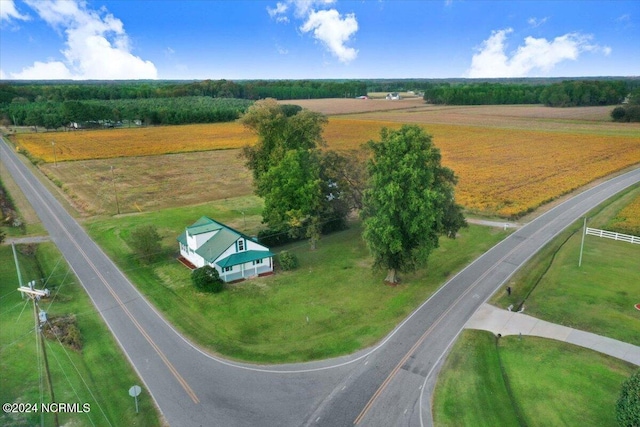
[
  {"left": 14, "top": 123, "right": 257, "bottom": 162},
  {"left": 327, "top": 118, "right": 640, "bottom": 217},
  {"left": 608, "top": 191, "right": 640, "bottom": 236},
  {"left": 13, "top": 106, "right": 640, "bottom": 218}
]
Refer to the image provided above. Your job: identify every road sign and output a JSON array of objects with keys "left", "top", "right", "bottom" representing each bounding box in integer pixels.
[{"left": 129, "top": 385, "right": 142, "bottom": 413}]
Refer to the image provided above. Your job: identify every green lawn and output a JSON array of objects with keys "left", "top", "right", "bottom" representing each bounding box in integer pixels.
[
  {"left": 0, "top": 243, "right": 161, "bottom": 427},
  {"left": 433, "top": 330, "right": 636, "bottom": 427},
  {"left": 84, "top": 197, "right": 509, "bottom": 363},
  {"left": 493, "top": 184, "right": 640, "bottom": 346}
]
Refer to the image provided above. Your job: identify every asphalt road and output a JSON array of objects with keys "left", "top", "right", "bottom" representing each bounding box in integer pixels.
[{"left": 2, "top": 136, "right": 639, "bottom": 427}]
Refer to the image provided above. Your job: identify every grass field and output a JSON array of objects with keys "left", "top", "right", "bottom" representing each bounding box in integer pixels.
[
  {"left": 492, "top": 184, "right": 640, "bottom": 346},
  {"left": 433, "top": 330, "right": 636, "bottom": 427},
  {"left": 82, "top": 196, "right": 508, "bottom": 363},
  {"left": 0, "top": 243, "right": 161, "bottom": 427}
]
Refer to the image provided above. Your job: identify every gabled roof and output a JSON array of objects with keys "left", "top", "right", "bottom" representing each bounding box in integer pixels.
[
  {"left": 216, "top": 250, "right": 275, "bottom": 268},
  {"left": 195, "top": 228, "right": 238, "bottom": 263},
  {"left": 177, "top": 216, "right": 270, "bottom": 265}
]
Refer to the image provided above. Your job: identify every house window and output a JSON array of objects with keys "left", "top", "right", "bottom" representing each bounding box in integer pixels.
[
  {"left": 252, "top": 259, "right": 263, "bottom": 265},
  {"left": 223, "top": 266, "right": 233, "bottom": 273},
  {"left": 237, "top": 239, "right": 244, "bottom": 251}
]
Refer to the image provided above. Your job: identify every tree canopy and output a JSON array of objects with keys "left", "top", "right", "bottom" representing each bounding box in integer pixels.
[
  {"left": 616, "top": 369, "right": 640, "bottom": 426},
  {"left": 361, "top": 125, "right": 466, "bottom": 284},
  {"left": 239, "top": 99, "right": 348, "bottom": 248},
  {"left": 128, "top": 225, "right": 162, "bottom": 263}
]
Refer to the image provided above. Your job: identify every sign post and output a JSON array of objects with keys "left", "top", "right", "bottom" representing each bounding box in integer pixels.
[{"left": 129, "top": 385, "right": 142, "bottom": 413}]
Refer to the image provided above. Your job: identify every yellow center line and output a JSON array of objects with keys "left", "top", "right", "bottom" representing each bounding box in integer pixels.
[
  {"left": 353, "top": 227, "right": 547, "bottom": 424},
  {"left": 3, "top": 144, "right": 200, "bottom": 404}
]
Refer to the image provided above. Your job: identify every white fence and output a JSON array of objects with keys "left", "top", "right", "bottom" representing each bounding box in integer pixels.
[{"left": 586, "top": 227, "right": 640, "bottom": 245}]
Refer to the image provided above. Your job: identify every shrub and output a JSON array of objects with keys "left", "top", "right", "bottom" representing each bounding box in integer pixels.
[
  {"left": 616, "top": 370, "right": 640, "bottom": 427},
  {"left": 611, "top": 106, "right": 628, "bottom": 122},
  {"left": 129, "top": 225, "right": 161, "bottom": 263},
  {"left": 43, "top": 315, "right": 82, "bottom": 351},
  {"left": 278, "top": 250, "right": 298, "bottom": 271},
  {"left": 192, "top": 265, "right": 224, "bottom": 293}
]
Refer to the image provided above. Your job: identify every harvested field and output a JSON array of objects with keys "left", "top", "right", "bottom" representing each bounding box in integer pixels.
[
  {"left": 346, "top": 104, "right": 640, "bottom": 135},
  {"left": 40, "top": 150, "right": 253, "bottom": 216},
  {"left": 278, "top": 97, "right": 426, "bottom": 115}
]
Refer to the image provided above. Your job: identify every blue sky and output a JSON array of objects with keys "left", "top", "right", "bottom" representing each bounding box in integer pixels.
[{"left": 1, "top": 0, "right": 638, "bottom": 80}]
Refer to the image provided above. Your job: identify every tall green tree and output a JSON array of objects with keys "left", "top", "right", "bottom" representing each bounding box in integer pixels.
[
  {"left": 239, "top": 99, "right": 346, "bottom": 248},
  {"left": 361, "top": 125, "right": 466, "bottom": 284},
  {"left": 240, "top": 98, "right": 326, "bottom": 183},
  {"left": 258, "top": 148, "right": 324, "bottom": 248},
  {"left": 128, "top": 225, "right": 162, "bottom": 263}
]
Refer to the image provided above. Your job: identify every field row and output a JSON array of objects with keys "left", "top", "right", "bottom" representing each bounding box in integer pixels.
[
  {"left": 607, "top": 191, "right": 640, "bottom": 235},
  {"left": 14, "top": 118, "right": 640, "bottom": 218}
]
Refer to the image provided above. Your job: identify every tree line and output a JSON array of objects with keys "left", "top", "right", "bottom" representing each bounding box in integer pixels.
[
  {"left": 2, "top": 97, "right": 253, "bottom": 129},
  {"left": 0, "top": 79, "right": 366, "bottom": 104},
  {"left": 423, "top": 80, "right": 634, "bottom": 107}
]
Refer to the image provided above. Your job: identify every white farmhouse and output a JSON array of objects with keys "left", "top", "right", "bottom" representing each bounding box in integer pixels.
[{"left": 177, "top": 216, "right": 274, "bottom": 282}]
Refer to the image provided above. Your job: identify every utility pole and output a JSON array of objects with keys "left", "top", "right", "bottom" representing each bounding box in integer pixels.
[
  {"left": 14, "top": 247, "right": 58, "bottom": 427},
  {"left": 19, "top": 286, "right": 59, "bottom": 427},
  {"left": 110, "top": 166, "right": 120, "bottom": 215},
  {"left": 578, "top": 216, "right": 587, "bottom": 267}
]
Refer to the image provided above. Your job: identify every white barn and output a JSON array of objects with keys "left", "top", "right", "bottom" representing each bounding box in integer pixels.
[{"left": 177, "top": 216, "right": 274, "bottom": 282}]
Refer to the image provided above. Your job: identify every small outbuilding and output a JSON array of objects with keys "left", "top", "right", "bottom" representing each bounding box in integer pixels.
[{"left": 177, "top": 216, "right": 274, "bottom": 282}]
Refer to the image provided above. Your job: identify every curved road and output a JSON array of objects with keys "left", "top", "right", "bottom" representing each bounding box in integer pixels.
[{"left": 2, "top": 136, "right": 639, "bottom": 427}]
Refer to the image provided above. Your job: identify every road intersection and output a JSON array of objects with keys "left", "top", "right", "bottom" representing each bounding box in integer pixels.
[{"left": 2, "top": 136, "right": 639, "bottom": 427}]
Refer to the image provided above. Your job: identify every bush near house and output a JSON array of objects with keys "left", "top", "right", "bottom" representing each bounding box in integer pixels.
[
  {"left": 277, "top": 251, "right": 299, "bottom": 271},
  {"left": 192, "top": 265, "right": 224, "bottom": 293}
]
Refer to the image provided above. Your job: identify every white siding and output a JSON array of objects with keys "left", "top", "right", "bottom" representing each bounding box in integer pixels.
[
  {"left": 187, "top": 229, "right": 218, "bottom": 250},
  {"left": 246, "top": 239, "right": 269, "bottom": 252},
  {"left": 216, "top": 240, "right": 239, "bottom": 262}
]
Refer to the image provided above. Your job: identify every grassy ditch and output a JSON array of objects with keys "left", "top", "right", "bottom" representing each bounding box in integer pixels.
[
  {"left": 0, "top": 243, "right": 162, "bottom": 427},
  {"left": 492, "top": 184, "right": 640, "bottom": 345},
  {"left": 433, "top": 330, "right": 635, "bottom": 427},
  {"left": 84, "top": 197, "right": 509, "bottom": 363}
]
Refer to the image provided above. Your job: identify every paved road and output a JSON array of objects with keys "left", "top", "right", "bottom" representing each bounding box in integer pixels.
[{"left": 2, "top": 136, "right": 639, "bottom": 427}]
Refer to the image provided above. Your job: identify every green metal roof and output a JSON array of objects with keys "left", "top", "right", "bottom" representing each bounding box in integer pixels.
[
  {"left": 177, "top": 216, "right": 270, "bottom": 265},
  {"left": 177, "top": 231, "right": 187, "bottom": 246},
  {"left": 195, "top": 228, "right": 239, "bottom": 263},
  {"left": 216, "top": 250, "right": 274, "bottom": 268},
  {"left": 186, "top": 217, "right": 223, "bottom": 235}
]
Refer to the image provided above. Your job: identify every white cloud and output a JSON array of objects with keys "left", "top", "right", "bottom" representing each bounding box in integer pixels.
[
  {"left": 0, "top": 0, "right": 30, "bottom": 22},
  {"left": 267, "top": 2, "right": 288, "bottom": 18},
  {"left": 527, "top": 16, "right": 548, "bottom": 28},
  {"left": 300, "top": 9, "right": 358, "bottom": 63},
  {"left": 0, "top": 69, "right": 6, "bottom": 79},
  {"left": 290, "top": 0, "right": 336, "bottom": 18},
  {"left": 466, "top": 28, "right": 611, "bottom": 78},
  {"left": 267, "top": 1, "right": 356, "bottom": 62},
  {"left": 8, "top": 0, "right": 157, "bottom": 80}
]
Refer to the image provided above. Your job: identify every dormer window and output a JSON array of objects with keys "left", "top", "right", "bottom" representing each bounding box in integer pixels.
[{"left": 237, "top": 239, "right": 244, "bottom": 251}]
